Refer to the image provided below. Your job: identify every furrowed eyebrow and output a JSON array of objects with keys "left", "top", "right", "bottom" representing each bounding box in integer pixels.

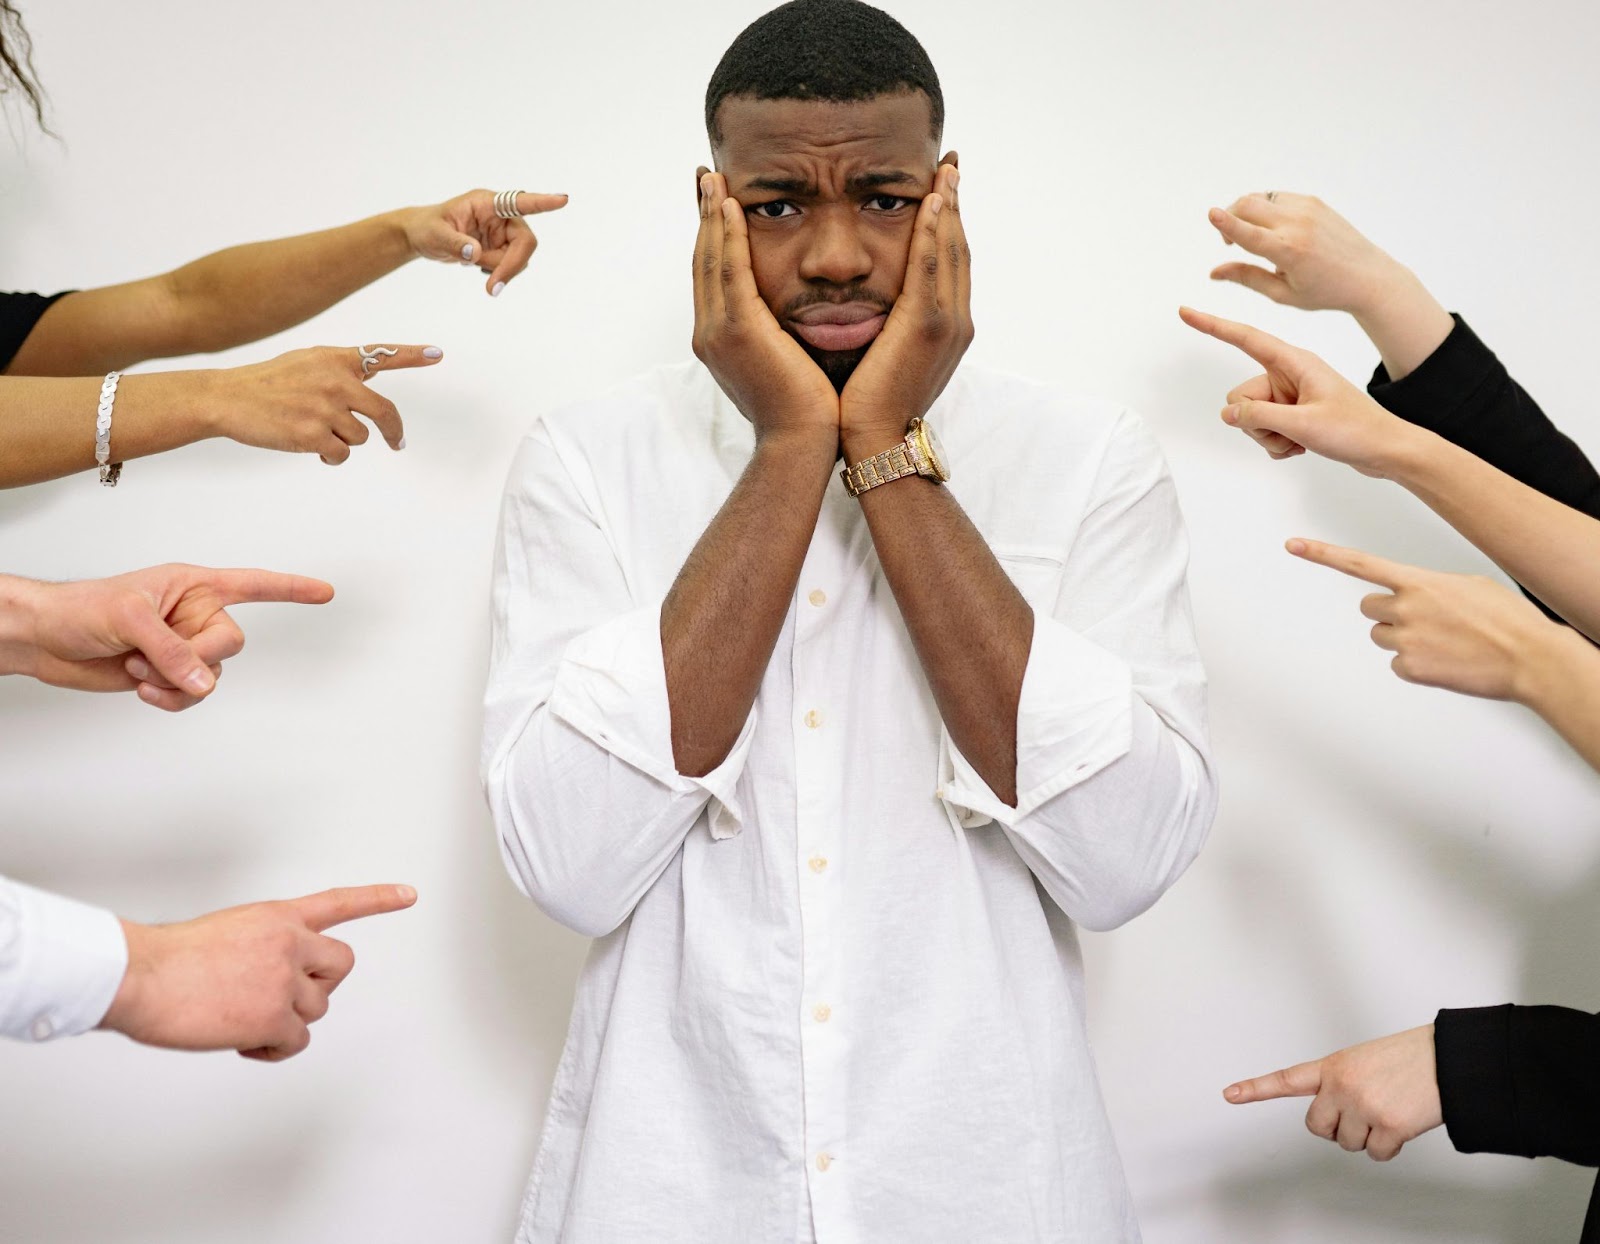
[{"left": 739, "top": 170, "right": 921, "bottom": 197}]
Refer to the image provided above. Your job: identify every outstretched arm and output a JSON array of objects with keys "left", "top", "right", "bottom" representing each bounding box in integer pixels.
[{"left": 7, "top": 189, "right": 566, "bottom": 377}]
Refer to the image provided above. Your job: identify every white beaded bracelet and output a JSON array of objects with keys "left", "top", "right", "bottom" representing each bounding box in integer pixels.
[{"left": 95, "top": 371, "right": 122, "bottom": 487}]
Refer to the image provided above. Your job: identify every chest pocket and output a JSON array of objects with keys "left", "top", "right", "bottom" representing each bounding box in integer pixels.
[{"left": 994, "top": 547, "right": 1066, "bottom": 615}]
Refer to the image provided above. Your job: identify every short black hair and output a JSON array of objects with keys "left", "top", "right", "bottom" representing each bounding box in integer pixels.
[{"left": 705, "top": 0, "right": 943, "bottom": 146}]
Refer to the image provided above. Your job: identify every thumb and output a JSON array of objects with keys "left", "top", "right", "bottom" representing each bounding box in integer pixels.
[
  {"left": 1225, "top": 396, "right": 1307, "bottom": 440},
  {"left": 425, "top": 224, "right": 484, "bottom": 266},
  {"left": 119, "top": 600, "right": 215, "bottom": 697}
]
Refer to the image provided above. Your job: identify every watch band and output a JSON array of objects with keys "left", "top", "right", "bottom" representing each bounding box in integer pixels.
[{"left": 840, "top": 439, "right": 920, "bottom": 497}]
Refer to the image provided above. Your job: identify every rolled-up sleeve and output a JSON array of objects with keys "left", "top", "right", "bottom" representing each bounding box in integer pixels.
[
  {"left": 939, "top": 410, "right": 1217, "bottom": 932},
  {"left": 0, "top": 876, "right": 127, "bottom": 1043},
  {"left": 481, "top": 420, "right": 754, "bottom": 939}
]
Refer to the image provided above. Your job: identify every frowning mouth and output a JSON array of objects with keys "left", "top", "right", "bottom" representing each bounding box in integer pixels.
[{"left": 787, "top": 301, "right": 889, "bottom": 352}]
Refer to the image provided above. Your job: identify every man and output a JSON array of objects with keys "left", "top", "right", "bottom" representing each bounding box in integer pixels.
[{"left": 483, "top": 2, "right": 1216, "bottom": 1238}]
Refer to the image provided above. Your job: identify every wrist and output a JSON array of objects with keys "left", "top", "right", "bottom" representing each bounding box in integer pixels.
[
  {"left": 841, "top": 423, "right": 911, "bottom": 464},
  {"left": 0, "top": 574, "right": 47, "bottom": 677},
  {"left": 379, "top": 207, "right": 425, "bottom": 261},
  {"left": 98, "top": 919, "right": 151, "bottom": 1037},
  {"left": 1511, "top": 618, "right": 1595, "bottom": 711},
  {"left": 753, "top": 424, "right": 840, "bottom": 458},
  {"left": 1351, "top": 266, "right": 1454, "bottom": 380}
]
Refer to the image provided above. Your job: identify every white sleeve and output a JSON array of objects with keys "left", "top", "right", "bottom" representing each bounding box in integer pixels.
[
  {"left": 480, "top": 420, "right": 755, "bottom": 939},
  {"left": 0, "top": 875, "right": 127, "bottom": 1042},
  {"left": 939, "top": 410, "right": 1218, "bottom": 931}
]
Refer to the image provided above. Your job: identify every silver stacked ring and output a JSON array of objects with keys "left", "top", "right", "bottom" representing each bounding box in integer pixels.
[{"left": 493, "top": 189, "right": 526, "bottom": 219}]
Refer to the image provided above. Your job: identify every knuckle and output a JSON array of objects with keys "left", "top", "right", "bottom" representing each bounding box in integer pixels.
[{"left": 919, "top": 251, "right": 939, "bottom": 279}]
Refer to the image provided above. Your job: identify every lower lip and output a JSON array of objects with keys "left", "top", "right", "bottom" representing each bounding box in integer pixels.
[{"left": 792, "top": 314, "right": 886, "bottom": 352}]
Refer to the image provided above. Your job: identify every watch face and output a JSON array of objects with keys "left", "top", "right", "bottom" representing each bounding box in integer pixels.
[{"left": 915, "top": 419, "right": 951, "bottom": 481}]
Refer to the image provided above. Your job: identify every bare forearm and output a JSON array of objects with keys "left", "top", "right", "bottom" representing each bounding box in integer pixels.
[
  {"left": 164, "top": 211, "right": 415, "bottom": 355},
  {"left": 0, "top": 574, "right": 44, "bottom": 675},
  {"left": 1391, "top": 429, "right": 1600, "bottom": 640},
  {"left": 1351, "top": 264, "right": 1455, "bottom": 382},
  {"left": 1515, "top": 623, "right": 1600, "bottom": 774},
  {"left": 663, "top": 430, "right": 837, "bottom": 775},
  {"left": 851, "top": 459, "right": 1032, "bottom": 805},
  {"left": 0, "top": 372, "right": 216, "bottom": 487}
]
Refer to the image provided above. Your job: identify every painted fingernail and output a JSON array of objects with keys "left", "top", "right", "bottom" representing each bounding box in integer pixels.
[
  {"left": 423, "top": 346, "right": 443, "bottom": 359},
  {"left": 185, "top": 667, "right": 215, "bottom": 694},
  {"left": 461, "top": 243, "right": 474, "bottom": 261},
  {"left": 491, "top": 281, "right": 506, "bottom": 298},
  {"left": 127, "top": 657, "right": 150, "bottom": 681},
  {"left": 397, "top": 436, "right": 407, "bottom": 451},
  {"left": 398, "top": 885, "right": 418, "bottom": 903}
]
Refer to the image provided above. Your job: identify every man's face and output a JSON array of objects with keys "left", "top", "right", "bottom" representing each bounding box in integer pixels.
[{"left": 712, "top": 91, "right": 941, "bottom": 390}]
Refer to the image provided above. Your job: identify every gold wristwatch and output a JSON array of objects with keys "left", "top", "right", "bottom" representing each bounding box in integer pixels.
[{"left": 840, "top": 417, "right": 951, "bottom": 497}]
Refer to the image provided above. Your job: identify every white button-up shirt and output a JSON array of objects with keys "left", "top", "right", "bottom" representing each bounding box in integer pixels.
[
  {"left": 482, "top": 362, "right": 1216, "bottom": 1244},
  {"left": 0, "top": 875, "right": 127, "bottom": 1043}
]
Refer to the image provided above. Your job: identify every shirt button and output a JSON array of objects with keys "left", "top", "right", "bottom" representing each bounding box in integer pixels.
[
  {"left": 813, "top": 1003, "right": 832, "bottom": 1023},
  {"left": 30, "top": 1016, "right": 53, "bottom": 1041},
  {"left": 808, "top": 589, "right": 827, "bottom": 607},
  {"left": 808, "top": 856, "right": 828, "bottom": 874},
  {"left": 804, "top": 709, "right": 823, "bottom": 729},
  {"left": 816, "top": 1153, "right": 833, "bottom": 1173}
]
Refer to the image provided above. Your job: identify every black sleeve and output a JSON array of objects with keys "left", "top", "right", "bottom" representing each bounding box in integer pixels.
[
  {"left": 0, "top": 290, "right": 70, "bottom": 372},
  {"left": 1369, "top": 316, "right": 1600, "bottom": 625},
  {"left": 1435, "top": 1003, "right": 1600, "bottom": 1167}
]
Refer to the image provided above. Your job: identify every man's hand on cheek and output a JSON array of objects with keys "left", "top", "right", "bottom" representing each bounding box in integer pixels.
[
  {"left": 840, "top": 158, "right": 973, "bottom": 461},
  {"left": 690, "top": 167, "right": 840, "bottom": 449}
]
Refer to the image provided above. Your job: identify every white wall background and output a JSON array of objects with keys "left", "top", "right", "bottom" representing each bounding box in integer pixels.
[{"left": 3, "top": 0, "right": 1598, "bottom": 1239}]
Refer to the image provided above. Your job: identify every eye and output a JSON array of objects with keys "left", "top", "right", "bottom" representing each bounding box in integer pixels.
[
  {"left": 864, "top": 194, "right": 913, "bottom": 212},
  {"left": 749, "top": 200, "right": 799, "bottom": 219}
]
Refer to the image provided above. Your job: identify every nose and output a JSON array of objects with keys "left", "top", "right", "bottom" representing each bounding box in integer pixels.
[{"left": 798, "top": 206, "right": 872, "bottom": 287}]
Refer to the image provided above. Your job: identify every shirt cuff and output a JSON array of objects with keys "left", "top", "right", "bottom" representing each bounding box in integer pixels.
[
  {"left": 939, "top": 608, "right": 1135, "bottom": 829},
  {"left": 0, "top": 880, "right": 128, "bottom": 1043},
  {"left": 1367, "top": 314, "right": 1502, "bottom": 430},
  {"left": 547, "top": 603, "right": 756, "bottom": 839},
  {"left": 1435, "top": 1004, "right": 1523, "bottom": 1157}
]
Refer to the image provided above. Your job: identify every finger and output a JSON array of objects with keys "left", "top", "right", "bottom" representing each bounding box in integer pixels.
[
  {"left": 487, "top": 222, "right": 536, "bottom": 295},
  {"left": 205, "top": 569, "right": 336, "bottom": 608},
  {"left": 353, "top": 344, "right": 445, "bottom": 378},
  {"left": 1207, "top": 206, "right": 1290, "bottom": 262},
  {"left": 255, "top": 1021, "right": 312, "bottom": 1062},
  {"left": 293, "top": 975, "right": 331, "bottom": 1023},
  {"left": 440, "top": 229, "right": 482, "bottom": 266},
  {"left": 1359, "top": 592, "right": 1399, "bottom": 623},
  {"left": 1336, "top": 1115, "right": 1371, "bottom": 1154},
  {"left": 346, "top": 383, "right": 406, "bottom": 450},
  {"left": 305, "top": 935, "right": 356, "bottom": 989},
  {"left": 1228, "top": 193, "right": 1288, "bottom": 228},
  {"left": 129, "top": 612, "right": 241, "bottom": 683},
  {"left": 117, "top": 601, "right": 216, "bottom": 698},
  {"left": 513, "top": 191, "right": 569, "bottom": 216},
  {"left": 904, "top": 190, "right": 944, "bottom": 312},
  {"left": 318, "top": 435, "right": 351, "bottom": 466},
  {"left": 129, "top": 657, "right": 223, "bottom": 692},
  {"left": 705, "top": 174, "right": 730, "bottom": 322},
  {"left": 331, "top": 408, "right": 371, "bottom": 450},
  {"left": 1241, "top": 425, "right": 1303, "bottom": 457},
  {"left": 136, "top": 682, "right": 207, "bottom": 712},
  {"left": 1210, "top": 262, "right": 1294, "bottom": 304},
  {"left": 1221, "top": 396, "right": 1307, "bottom": 444},
  {"left": 692, "top": 168, "right": 716, "bottom": 327},
  {"left": 1368, "top": 1132, "right": 1405, "bottom": 1162},
  {"left": 291, "top": 883, "right": 419, "bottom": 933},
  {"left": 937, "top": 164, "right": 968, "bottom": 312},
  {"left": 1178, "top": 306, "right": 1300, "bottom": 372},
  {"left": 720, "top": 194, "right": 765, "bottom": 318},
  {"left": 1306, "top": 1099, "right": 1341, "bottom": 1142},
  {"left": 1285, "top": 538, "right": 1412, "bottom": 589},
  {"left": 1223, "top": 1059, "right": 1323, "bottom": 1104},
  {"left": 1370, "top": 621, "right": 1400, "bottom": 652}
]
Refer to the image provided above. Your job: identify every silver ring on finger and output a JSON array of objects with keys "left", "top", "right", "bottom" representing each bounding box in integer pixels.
[
  {"left": 357, "top": 344, "right": 399, "bottom": 378},
  {"left": 493, "top": 189, "right": 527, "bottom": 219}
]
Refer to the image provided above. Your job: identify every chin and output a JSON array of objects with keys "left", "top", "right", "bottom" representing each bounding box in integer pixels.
[{"left": 800, "top": 341, "right": 869, "bottom": 394}]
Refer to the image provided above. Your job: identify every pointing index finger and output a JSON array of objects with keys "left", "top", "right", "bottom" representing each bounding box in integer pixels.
[
  {"left": 514, "top": 191, "right": 570, "bottom": 216},
  {"left": 292, "top": 884, "right": 419, "bottom": 933},
  {"left": 1286, "top": 538, "right": 1412, "bottom": 589},
  {"left": 1178, "top": 306, "right": 1296, "bottom": 372},
  {"left": 209, "top": 569, "right": 336, "bottom": 607},
  {"left": 1224, "top": 1059, "right": 1324, "bottom": 1104}
]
